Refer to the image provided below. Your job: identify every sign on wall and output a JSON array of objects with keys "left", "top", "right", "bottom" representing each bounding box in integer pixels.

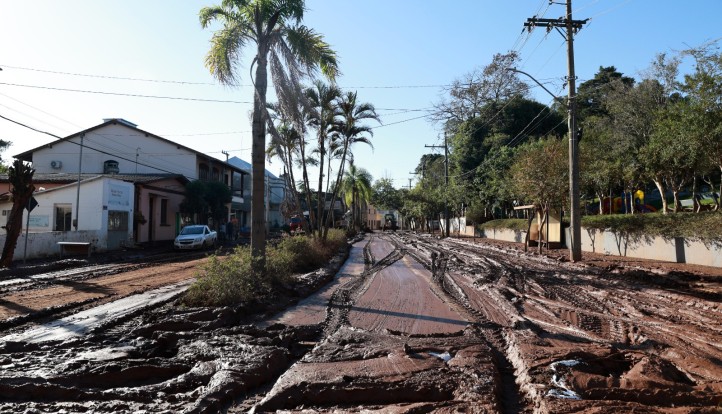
[
  {"left": 29, "top": 215, "right": 50, "bottom": 227},
  {"left": 108, "top": 184, "right": 130, "bottom": 207}
]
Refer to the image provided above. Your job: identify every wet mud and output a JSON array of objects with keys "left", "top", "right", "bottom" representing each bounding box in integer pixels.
[{"left": 0, "top": 233, "right": 720, "bottom": 413}]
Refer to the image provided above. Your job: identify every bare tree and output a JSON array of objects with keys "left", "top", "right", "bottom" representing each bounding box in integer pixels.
[{"left": 1, "top": 160, "right": 35, "bottom": 267}]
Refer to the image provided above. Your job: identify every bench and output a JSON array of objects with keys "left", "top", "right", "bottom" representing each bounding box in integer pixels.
[
  {"left": 57, "top": 242, "right": 92, "bottom": 259},
  {"left": 680, "top": 199, "right": 694, "bottom": 211}
]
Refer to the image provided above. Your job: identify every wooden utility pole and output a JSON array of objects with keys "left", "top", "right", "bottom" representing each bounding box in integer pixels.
[
  {"left": 524, "top": 0, "right": 587, "bottom": 261},
  {"left": 425, "top": 133, "right": 450, "bottom": 237}
]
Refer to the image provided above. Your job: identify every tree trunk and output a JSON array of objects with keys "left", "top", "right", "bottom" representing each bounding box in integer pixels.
[
  {"left": 0, "top": 160, "right": 35, "bottom": 268},
  {"left": 251, "top": 50, "right": 269, "bottom": 271},
  {"left": 1, "top": 199, "right": 29, "bottom": 267},
  {"left": 316, "top": 135, "right": 325, "bottom": 240},
  {"left": 652, "top": 178, "right": 668, "bottom": 214}
]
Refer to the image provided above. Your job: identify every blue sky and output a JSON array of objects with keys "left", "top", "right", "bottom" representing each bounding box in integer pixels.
[{"left": 1, "top": 0, "right": 720, "bottom": 189}]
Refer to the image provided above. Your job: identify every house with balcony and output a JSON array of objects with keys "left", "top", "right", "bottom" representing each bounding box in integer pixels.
[
  {"left": 1, "top": 118, "right": 247, "bottom": 258},
  {"left": 227, "top": 156, "right": 287, "bottom": 233}
]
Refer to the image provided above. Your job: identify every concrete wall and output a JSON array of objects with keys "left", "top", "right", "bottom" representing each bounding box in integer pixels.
[
  {"left": 476, "top": 226, "right": 722, "bottom": 268},
  {"left": 577, "top": 228, "right": 722, "bottom": 268},
  {"left": 0, "top": 230, "right": 104, "bottom": 260}
]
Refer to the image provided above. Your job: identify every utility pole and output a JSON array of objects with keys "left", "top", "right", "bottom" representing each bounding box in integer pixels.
[
  {"left": 524, "top": 0, "right": 587, "bottom": 262},
  {"left": 425, "top": 133, "right": 450, "bottom": 237},
  {"left": 74, "top": 134, "right": 84, "bottom": 231}
]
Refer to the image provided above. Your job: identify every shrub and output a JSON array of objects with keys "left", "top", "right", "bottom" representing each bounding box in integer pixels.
[{"left": 182, "top": 229, "right": 349, "bottom": 307}]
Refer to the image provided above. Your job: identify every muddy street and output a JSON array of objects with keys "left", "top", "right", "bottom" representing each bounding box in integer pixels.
[{"left": 0, "top": 234, "right": 721, "bottom": 413}]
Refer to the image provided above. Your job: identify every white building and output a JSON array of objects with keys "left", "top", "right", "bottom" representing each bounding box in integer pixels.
[
  {"left": 1, "top": 118, "right": 248, "bottom": 258},
  {"left": 0, "top": 176, "right": 134, "bottom": 258}
]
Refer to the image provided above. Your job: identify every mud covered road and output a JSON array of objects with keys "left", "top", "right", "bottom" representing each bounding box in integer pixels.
[{"left": 0, "top": 234, "right": 721, "bottom": 413}]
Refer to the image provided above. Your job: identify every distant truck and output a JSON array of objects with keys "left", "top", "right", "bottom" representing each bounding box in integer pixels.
[{"left": 382, "top": 213, "right": 398, "bottom": 231}]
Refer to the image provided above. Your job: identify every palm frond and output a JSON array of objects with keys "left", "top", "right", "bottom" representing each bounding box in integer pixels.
[{"left": 284, "top": 25, "right": 339, "bottom": 80}]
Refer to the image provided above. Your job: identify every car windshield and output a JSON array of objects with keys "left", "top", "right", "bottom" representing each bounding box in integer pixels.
[{"left": 180, "top": 226, "right": 204, "bottom": 235}]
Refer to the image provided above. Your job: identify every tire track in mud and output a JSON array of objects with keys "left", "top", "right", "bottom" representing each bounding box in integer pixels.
[
  {"left": 393, "top": 233, "right": 530, "bottom": 414},
  {"left": 409, "top": 234, "right": 722, "bottom": 412},
  {"left": 322, "top": 235, "right": 405, "bottom": 337}
]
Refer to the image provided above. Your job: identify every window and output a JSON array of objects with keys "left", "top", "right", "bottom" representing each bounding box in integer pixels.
[
  {"left": 108, "top": 211, "right": 129, "bottom": 231},
  {"left": 160, "top": 199, "right": 169, "bottom": 225},
  {"left": 212, "top": 167, "right": 220, "bottom": 182},
  {"left": 199, "top": 163, "right": 209, "bottom": 181},
  {"left": 54, "top": 204, "right": 72, "bottom": 231}
]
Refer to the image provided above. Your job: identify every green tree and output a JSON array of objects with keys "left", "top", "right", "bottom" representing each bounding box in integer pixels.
[
  {"left": 200, "top": 0, "right": 338, "bottom": 270},
  {"left": 577, "top": 66, "right": 634, "bottom": 120},
  {"left": 325, "top": 91, "right": 379, "bottom": 235},
  {"left": 643, "top": 98, "right": 706, "bottom": 213},
  {"left": 180, "top": 180, "right": 209, "bottom": 224},
  {"left": 1, "top": 160, "right": 35, "bottom": 267},
  {"left": 0, "top": 140, "right": 10, "bottom": 173},
  {"left": 510, "top": 137, "right": 568, "bottom": 220},
  {"left": 341, "top": 162, "right": 373, "bottom": 231},
  {"left": 305, "top": 80, "right": 342, "bottom": 237},
  {"left": 683, "top": 43, "right": 722, "bottom": 209},
  {"left": 205, "top": 181, "right": 233, "bottom": 227},
  {"left": 371, "top": 178, "right": 402, "bottom": 211}
]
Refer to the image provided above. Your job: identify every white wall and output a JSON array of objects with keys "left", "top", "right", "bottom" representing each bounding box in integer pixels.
[
  {"left": 0, "top": 230, "right": 104, "bottom": 260},
  {"left": 32, "top": 123, "right": 198, "bottom": 179},
  {"left": 477, "top": 226, "right": 722, "bottom": 268}
]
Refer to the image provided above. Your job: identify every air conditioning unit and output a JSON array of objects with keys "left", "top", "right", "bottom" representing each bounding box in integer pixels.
[{"left": 50, "top": 160, "right": 62, "bottom": 169}]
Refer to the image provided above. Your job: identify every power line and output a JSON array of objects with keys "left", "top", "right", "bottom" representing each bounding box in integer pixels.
[
  {"left": 0, "top": 81, "right": 252, "bottom": 104},
  {"left": 0, "top": 64, "right": 218, "bottom": 85},
  {"left": 0, "top": 63, "right": 453, "bottom": 90}
]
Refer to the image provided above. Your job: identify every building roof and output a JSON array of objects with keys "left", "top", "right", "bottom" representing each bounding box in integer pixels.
[
  {"left": 228, "top": 156, "right": 279, "bottom": 179},
  {"left": 13, "top": 118, "right": 248, "bottom": 177}
]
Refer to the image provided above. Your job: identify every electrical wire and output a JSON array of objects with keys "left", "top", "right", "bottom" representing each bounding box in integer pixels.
[{"left": 0, "top": 81, "right": 252, "bottom": 104}]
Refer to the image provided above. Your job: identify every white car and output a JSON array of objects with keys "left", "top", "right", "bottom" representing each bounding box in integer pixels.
[{"left": 174, "top": 225, "right": 217, "bottom": 250}]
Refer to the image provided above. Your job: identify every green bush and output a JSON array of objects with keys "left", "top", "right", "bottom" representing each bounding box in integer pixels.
[
  {"left": 479, "top": 218, "right": 530, "bottom": 232},
  {"left": 182, "top": 229, "right": 348, "bottom": 307}
]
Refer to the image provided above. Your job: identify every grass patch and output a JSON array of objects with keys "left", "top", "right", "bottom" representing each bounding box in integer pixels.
[
  {"left": 479, "top": 218, "right": 529, "bottom": 232},
  {"left": 479, "top": 211, "right": 722, "bottom": 243},
  {"left": 182, "top": 229, "right": 347, "bottom": 307}
]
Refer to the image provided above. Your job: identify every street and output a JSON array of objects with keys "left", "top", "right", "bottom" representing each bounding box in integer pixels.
[{"left": 0, "top": 234, "right": 720, "bottom": 413}]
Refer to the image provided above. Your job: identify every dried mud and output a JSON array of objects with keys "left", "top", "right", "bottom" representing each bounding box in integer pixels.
[{"left": 0, "top": 233, "right": 720, "bottom": 413}]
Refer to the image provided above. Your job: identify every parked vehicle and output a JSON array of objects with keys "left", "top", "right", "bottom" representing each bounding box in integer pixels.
[
  {"left": 289, "top": 216, "right": 305, "bottom": 233},
  {"left": 382, "top": 213, "right": 398, "bottom": 231},
  {"left": 174, "top": 225, "right": 217, "bottom": 250}
]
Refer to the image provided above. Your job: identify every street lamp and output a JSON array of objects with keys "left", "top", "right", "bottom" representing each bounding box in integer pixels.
[{"left": 506, "top": 67, "right": 581, "bottom": 262}]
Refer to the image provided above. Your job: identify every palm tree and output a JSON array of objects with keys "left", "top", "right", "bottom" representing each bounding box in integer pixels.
[
  {"left": 200, "top": 0, "right": 338, "bottom": 270},
  {"left": 341, "top": 162, "right": 373, "bottom": 231},
  {"left": 266, "top": 120, "right": 306, "bottom": 228},
  {"left": 305, "top": 80, "right": 342, "bottom": 238},
  {"left": 324, "top": 91, "right": 380, "bottom": 237}
]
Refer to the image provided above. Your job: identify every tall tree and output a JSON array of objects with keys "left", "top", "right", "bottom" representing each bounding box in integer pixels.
[
  {"left": 341, "top": 163, "right": 373, "bottom": 231},
  {"left": 371, "top": 178, "right": 402, "bottom": 211},
  {"left": 577, "top": 66, "right": 634, "bottom": 120},
  {"left": 200, "top": 0, "right": 338, "bottom": 270},
  {"left": 683, "top": 43, "right": 722, "bottom": 208},
  {"left": 1, "top": 160, "right": 35, "bottom": 267},
  {"left": 431, "top": 52, "right": 529, "bottom": 130},
  {"left": 325, "top": 91, "right": 379, "bottom": 237},
  {"left": 305, "top": 80, "right": 341, "bottom": 238}
]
